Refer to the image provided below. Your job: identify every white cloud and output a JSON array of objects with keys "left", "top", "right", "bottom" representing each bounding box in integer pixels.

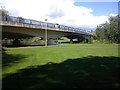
[
  {"left": 0, "top": 0, "right": 111, "bottom": 29},
  {"left": 109, "top": 13, "right": 118, "bottom": 16}
]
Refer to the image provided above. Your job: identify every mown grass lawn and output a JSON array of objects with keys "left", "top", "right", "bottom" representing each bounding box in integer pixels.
[{"left": 2, "top": 44, "right": 120, "bottom": 88}]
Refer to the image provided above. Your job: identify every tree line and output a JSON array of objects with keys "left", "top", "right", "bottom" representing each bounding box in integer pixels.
[{"left": 95, "top": 15, "right": 120, "bottom": 43}]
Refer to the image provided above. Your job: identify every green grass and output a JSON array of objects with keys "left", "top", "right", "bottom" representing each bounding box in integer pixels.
[
  {"left": 57, "top": 39, "right": 77, "bottom": 43},
  {"left": 57, "top": 39, "right": 70, "bottom": 43},
  {"left": 2, "top": 44, "right": 120, "bottom": 88}
]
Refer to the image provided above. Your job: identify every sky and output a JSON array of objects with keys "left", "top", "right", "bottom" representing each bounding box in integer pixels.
[
  {"left": 0, "top": 0, "right": 119, "bottom": 30},
  {"left": 74, "top": 2, "right": 118, "bottom": 16}
]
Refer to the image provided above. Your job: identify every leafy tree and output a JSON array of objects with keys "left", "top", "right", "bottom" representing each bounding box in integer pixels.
[
  {"left": 109, "top": 16, "right": 119, "bottom": 43},
  {"left": 95, "top": 15, "right": 120, "bottom": 43}
]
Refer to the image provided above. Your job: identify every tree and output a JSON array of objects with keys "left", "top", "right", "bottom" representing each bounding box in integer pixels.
[
  {"left": 95, "top": 15, "right": 120, "bottom": 43},
  {"left": 108, "top": 16, "right": 119, "bottom": 43}
]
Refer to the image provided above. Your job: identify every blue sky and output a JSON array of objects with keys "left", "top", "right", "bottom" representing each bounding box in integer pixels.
[{"left": 74, "top": 2, "right": 118, "bottom": 16}]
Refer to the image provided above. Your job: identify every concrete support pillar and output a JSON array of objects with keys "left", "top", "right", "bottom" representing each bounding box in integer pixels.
[
  {"left": 55, "top": 38, "right": 59, "bottom": 44},
  {"left": 85, "top": 38, "right": 88, "bottom": 43},
  {"left": 77, "top": 38, "right": 84, "bottom": 43},
  {"left": 13, "top": 39, "right": 20, "bottom": 47},
  {"left": 70, "top": 39, "right": 73, "bottom": 44}
]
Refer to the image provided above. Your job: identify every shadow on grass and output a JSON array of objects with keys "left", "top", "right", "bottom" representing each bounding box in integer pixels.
[
  {"left": 2, "top": 48, "right": 28, "bottom": 67},
  {"left": 3, "top": 56, "right": 120, "bottom": 89}
]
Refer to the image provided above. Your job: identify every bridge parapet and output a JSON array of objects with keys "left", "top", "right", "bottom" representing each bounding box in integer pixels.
[{"left": 0, "top": 15, "right": 93, "bottom": 36}]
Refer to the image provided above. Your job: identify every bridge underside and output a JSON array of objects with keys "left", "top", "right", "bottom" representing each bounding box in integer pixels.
[
  {"left": 2, "top": 31, "right": 34, "bottom": 39},
  {"left": 2, "top": 26, "right": 88, "bottom": 38}
]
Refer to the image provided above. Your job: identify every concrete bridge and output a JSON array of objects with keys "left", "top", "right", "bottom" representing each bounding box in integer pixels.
[{"left": 0, "top": 15, "right": 93, "bottom": 45}]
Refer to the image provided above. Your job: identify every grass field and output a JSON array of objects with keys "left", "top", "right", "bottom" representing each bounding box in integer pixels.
[{"left": 2, "top": 44, "right": 120, "bottom": 88}]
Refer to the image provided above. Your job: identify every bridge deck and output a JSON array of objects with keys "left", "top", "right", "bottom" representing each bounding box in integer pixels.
[{"left": 0, "top": 15, "right": 93, "bottom": 36}]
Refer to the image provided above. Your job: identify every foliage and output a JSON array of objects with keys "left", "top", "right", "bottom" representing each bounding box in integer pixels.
[
  {"left": 20, "top": 37, "right": 45, "bottom": 45},
  {"left": 95, "top": 15, "right": 120, "bottom": 43}
]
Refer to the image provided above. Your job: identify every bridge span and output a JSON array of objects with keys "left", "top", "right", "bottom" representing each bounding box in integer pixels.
[{"left": 0, "top": 15, "right": 93, "bottom": 46}]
